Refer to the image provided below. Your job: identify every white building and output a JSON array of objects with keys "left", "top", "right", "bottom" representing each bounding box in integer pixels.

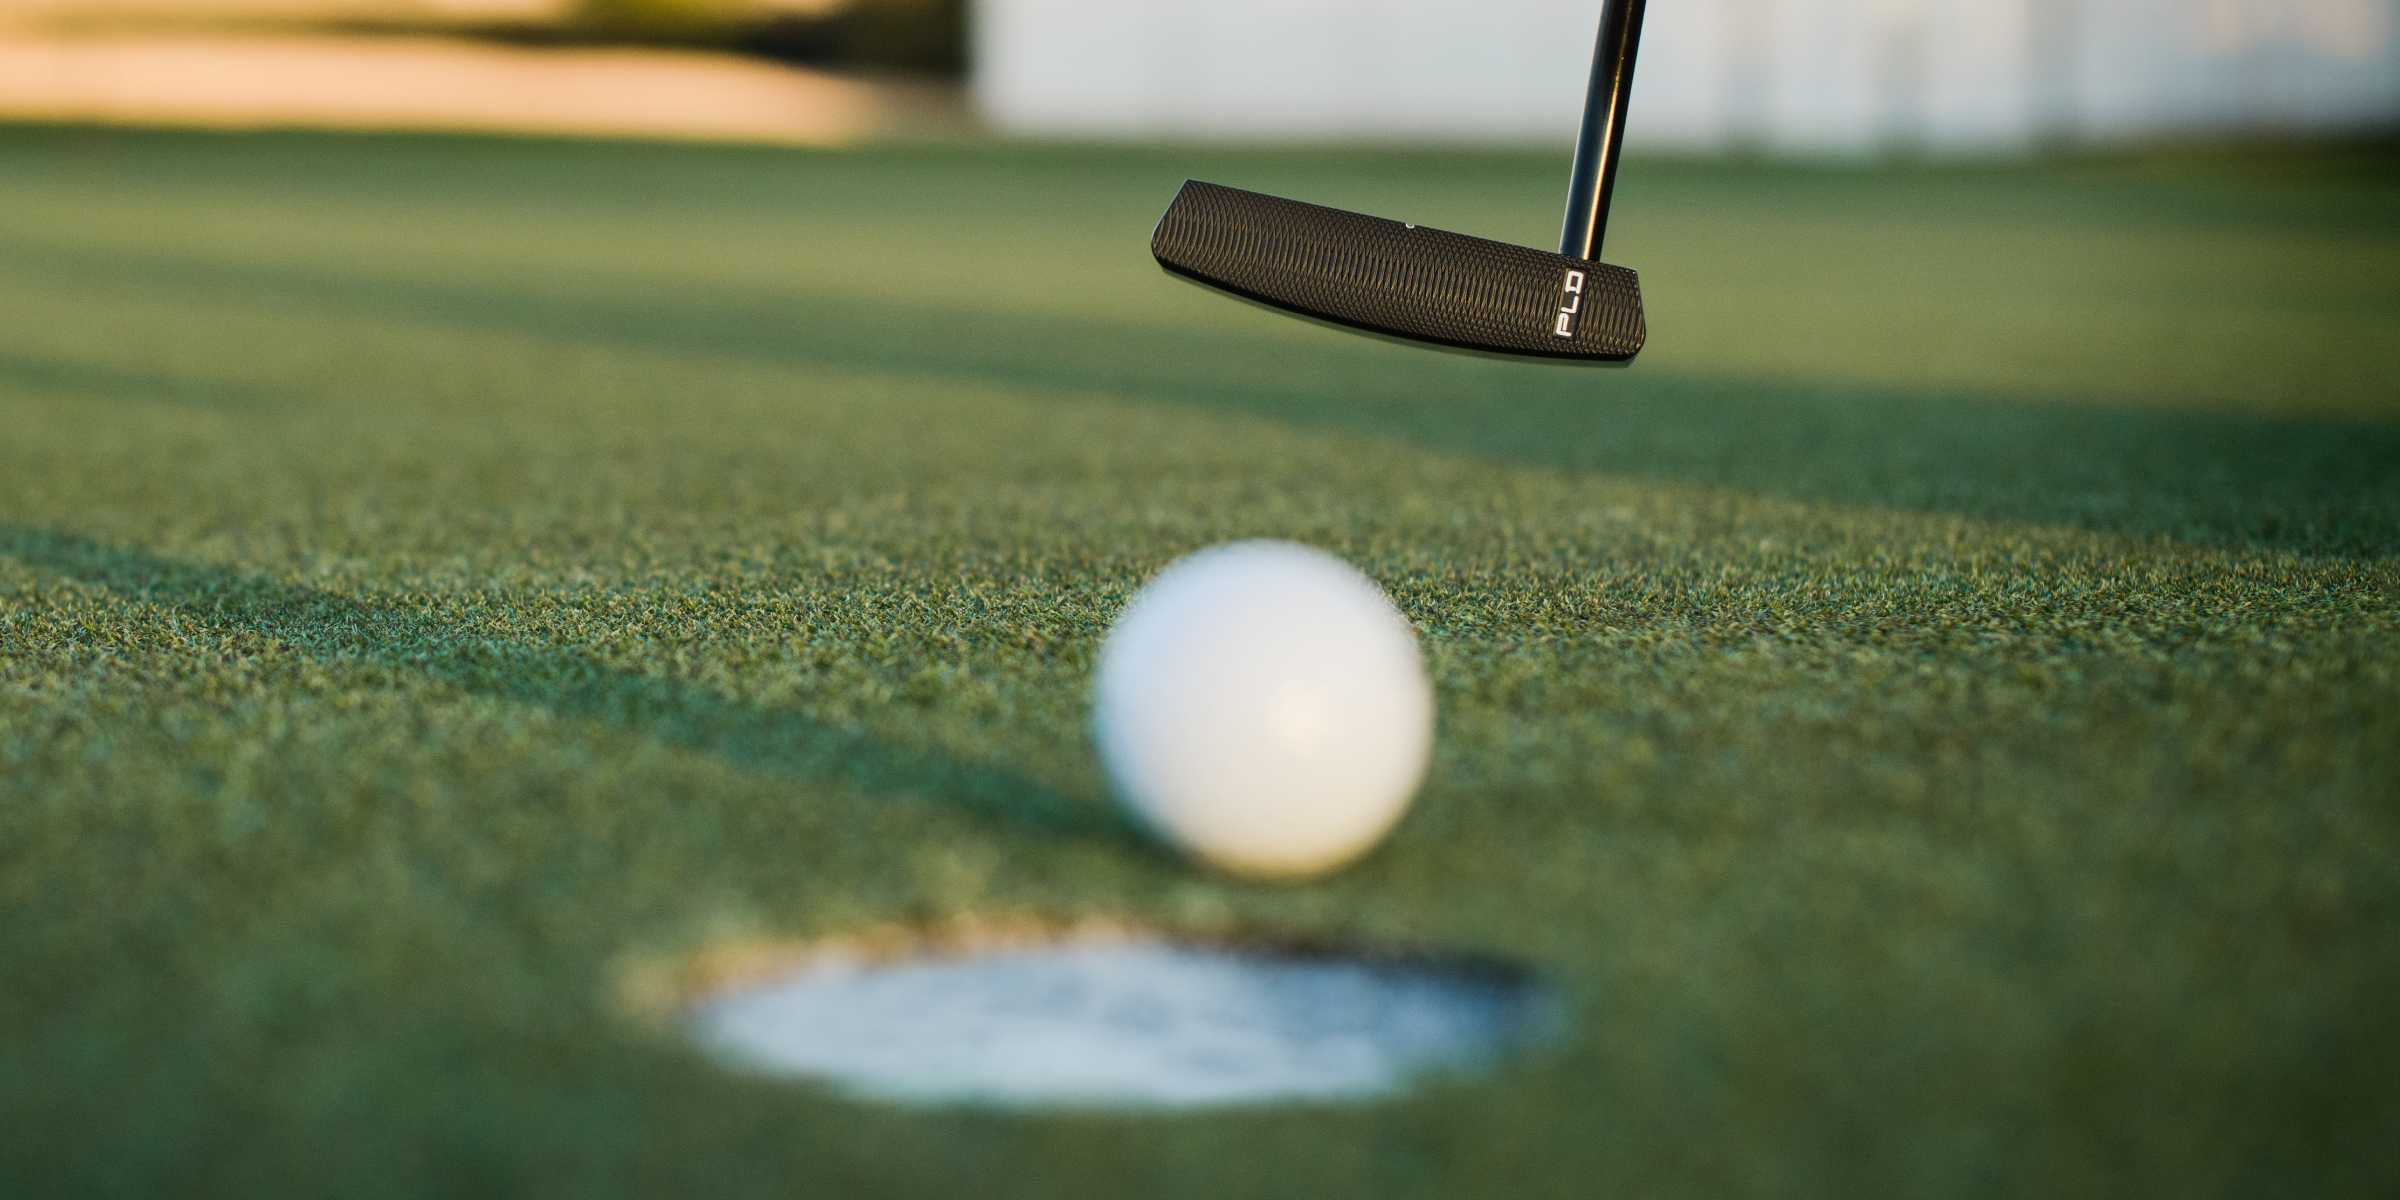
[{"left": 973, "top": 0, "right": 2400, "bottom": 152}]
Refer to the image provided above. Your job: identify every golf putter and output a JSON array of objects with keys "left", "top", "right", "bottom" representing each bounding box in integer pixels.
[{"left": 1151, "top": 0, "right": 1649, "bottom": 364}]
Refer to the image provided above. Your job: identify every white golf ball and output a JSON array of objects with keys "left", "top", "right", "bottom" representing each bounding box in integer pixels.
[{"left": 1092, "top": 541, "right": 1435, "bottom": 879}]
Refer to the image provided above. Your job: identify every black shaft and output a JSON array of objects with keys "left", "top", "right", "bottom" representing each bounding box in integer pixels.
[{"left": 1559, "top": 0, "right": 1647, "bottom": 261}]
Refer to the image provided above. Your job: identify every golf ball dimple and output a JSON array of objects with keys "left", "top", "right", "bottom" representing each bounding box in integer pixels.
[{"left": 1092, "top": 541, "right": 1435, "bottom": 880}]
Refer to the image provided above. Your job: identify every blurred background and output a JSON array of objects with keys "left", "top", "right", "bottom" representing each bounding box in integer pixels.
[
  {"left": 982, "top": 0, "right": 2400, "bottom": 151},
  {"left": 2, "top": 0, "right": 2393, "bottom": 152}
]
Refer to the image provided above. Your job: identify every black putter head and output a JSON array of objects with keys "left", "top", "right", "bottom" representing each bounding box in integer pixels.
[
  {"left": 1151, "top": 0, "right": 1651, "bottom": 367},
  {"left": 1151, "top": 181, "right": 1645, "bottom": 364}
]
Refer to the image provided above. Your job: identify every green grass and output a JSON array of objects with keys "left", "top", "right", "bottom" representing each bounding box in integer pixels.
[{"left": 1, "top": 126, "right": 2396, "bottom": 1197}]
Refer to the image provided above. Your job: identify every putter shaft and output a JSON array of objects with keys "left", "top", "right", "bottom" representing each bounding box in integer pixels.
[{"left": 1561, "top": 0, "right": 1649, "bottom": 262}]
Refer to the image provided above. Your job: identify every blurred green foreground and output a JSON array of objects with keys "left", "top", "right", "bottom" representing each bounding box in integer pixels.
[{"left": 0, "top": 128, "right": 2396, "bottom": 1196}]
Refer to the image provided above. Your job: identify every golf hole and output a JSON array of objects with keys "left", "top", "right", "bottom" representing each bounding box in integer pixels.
[{"left": 674, "top": 929, "right": 1558, "bottom": 1110}]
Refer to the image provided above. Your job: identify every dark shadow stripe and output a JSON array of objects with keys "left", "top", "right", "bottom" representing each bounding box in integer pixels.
[
  {"left": 0, "top": 523, "right": 1119, "bottom": 843},
  {"left": 0, "top": 348, "right": 284, "bottom": 411}
]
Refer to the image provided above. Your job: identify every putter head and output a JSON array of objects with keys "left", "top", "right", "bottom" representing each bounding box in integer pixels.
[{"left": 1152, "top": 181, "right": 1644, "bottom": 365}]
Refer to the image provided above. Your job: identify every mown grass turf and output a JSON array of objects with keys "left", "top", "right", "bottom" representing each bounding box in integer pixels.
[{"left": 1, "top": 126, "right": 2396, "bottom": 1197}]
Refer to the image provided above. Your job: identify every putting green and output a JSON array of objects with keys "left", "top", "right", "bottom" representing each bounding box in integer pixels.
[{"left": 1, "top": 127, "right": 2396, "bottom": 1196}]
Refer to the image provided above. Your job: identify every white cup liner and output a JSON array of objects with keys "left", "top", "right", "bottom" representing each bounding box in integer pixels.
[{"left": 686, "top": 939, "right": 1557, "bottom": 1110}]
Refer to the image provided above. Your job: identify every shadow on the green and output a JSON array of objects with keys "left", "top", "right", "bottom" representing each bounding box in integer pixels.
[
  {"left": 5, "top": 234, "right": 2395, "bottom": 558},
  {"left": 0, "top": 524, "right": 1116, "bottom": 842},
  {"left": 0, "top": 348, "right": 284, "bottom": 411}
]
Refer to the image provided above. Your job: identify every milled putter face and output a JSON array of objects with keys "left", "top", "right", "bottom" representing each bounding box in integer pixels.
[
  {"left": 1151, "top": 0, "right": 1651, "bottom": 367},
  {"left": 1152, "top": 182, "right": 1645, "bottom": 363}
]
